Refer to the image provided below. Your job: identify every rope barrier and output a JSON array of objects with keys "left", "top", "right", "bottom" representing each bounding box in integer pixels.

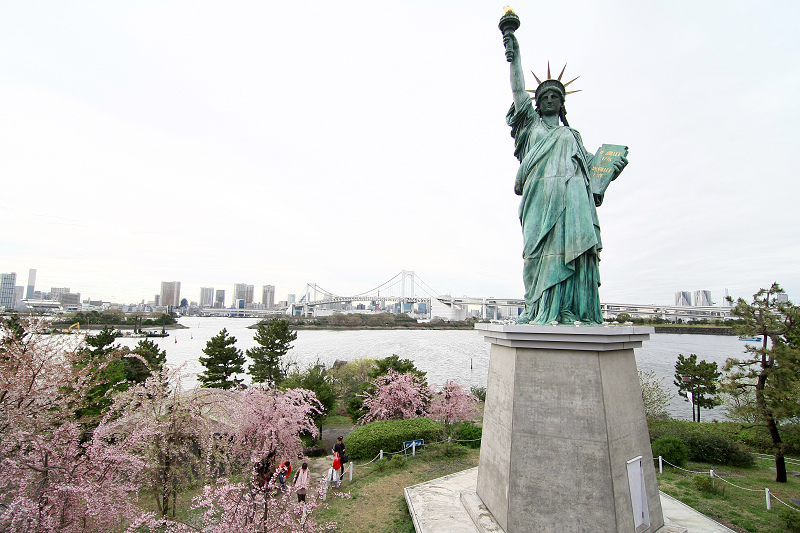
[
  {"left": 659, "top": 458, "right": 711, "bottom": 474},
  {"left": 770, "top": 493, "right": 800, "bottom": 512},
  {"left": 710, "top": 473, "right": 764, "bottom": 492},
  {"left": 752, "top": 453, "right": 800, "bottom": 467},
  {"left": 353, "top": 454, "right": 381, "bottom": 467}
]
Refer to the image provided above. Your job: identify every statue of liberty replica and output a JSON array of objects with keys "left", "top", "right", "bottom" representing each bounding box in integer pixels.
[{"left": 500, "top": 8, "right": 628, "bottom": 325}]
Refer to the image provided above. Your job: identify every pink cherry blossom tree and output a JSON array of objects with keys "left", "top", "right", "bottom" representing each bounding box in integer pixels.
[
  {"left": 1, "top": 316, "right": 337, "bottom": 532},
  {"left": 230, "top": 386, "right": 321, "bottom": 466},
  {"left": 359, "top": 369, "right": 431, "bottom": 424},
  {"left": 0, "top": 317, "right": 149, "bottom": 532},
  {"left": 98, "top": 365, "right": 238, "bottom": 518},
  {"left": 429, "top": 380, "right": 479, "bottom": 436}
]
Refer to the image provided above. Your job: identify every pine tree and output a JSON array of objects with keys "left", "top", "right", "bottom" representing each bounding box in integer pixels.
[
  {"left": 246, "top": 319, "right": 297, "bottom": 387},
  {"left": 723, "top": 283, "right": 800, "bottom": 483},
  {"left": 673, "top": 353, "right": 721, "bottom": 422},
  {"left": 75, "top": 325, "right": 127, "bottom": 422},
  {"left": 199, "top": 328, "right": 245, "bottom": 389},
  {"left": 124, "top": 338, "right": 167, "bottom": 384}
]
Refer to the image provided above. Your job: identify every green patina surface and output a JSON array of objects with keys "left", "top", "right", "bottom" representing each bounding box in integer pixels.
[{"left": 502, "top": 13, "right": 627, "bottom": 325}]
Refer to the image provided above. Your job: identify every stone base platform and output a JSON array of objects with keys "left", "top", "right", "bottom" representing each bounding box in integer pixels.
[{"left": 404, "top": 468, "right": 736, "bottom": 533}]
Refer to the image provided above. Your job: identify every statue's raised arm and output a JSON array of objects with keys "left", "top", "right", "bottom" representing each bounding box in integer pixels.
[{"left": 499, "top": 9, "right": 528, "bottom": 112}]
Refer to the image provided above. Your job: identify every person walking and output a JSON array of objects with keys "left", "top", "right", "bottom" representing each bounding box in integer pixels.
[
  {"left": 294, "top": 462, "right": 309, "bottom": 503},
  {"left": 332, "top": 436, "right": 347, "bottom": 480},
  {"left": 332, "top": 452, "right": 342, "bottom": 488}
]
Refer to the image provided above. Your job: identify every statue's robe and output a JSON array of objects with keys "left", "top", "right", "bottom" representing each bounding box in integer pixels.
[{"left": 508, "top": 98, "right": 604, "bottom": 324}]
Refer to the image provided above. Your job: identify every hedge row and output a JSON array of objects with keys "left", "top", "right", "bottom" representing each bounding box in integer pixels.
[
  {"left": 649, "top": 420, "right": 754, "bottom": 467},
  {"left": 346, "top": 417, "right": 443, "bottom": 460},
  {"left": 650, "top": 419, "right": 800, "bottom": 458}
]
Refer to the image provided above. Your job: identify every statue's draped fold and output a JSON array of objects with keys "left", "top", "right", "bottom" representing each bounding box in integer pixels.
[{"left": 508, "top": 99, "right": 604, "bottom": 324}]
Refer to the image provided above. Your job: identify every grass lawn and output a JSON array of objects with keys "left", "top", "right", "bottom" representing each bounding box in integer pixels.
[
  {"left": 657, "top": 457, "right": 800, "bottom": 532},
  {"left": 317, "top": 446, "right": 480, "bottom": 532},
  {"left": 320, "top": 414, "right": 354, "bottom": 426}
]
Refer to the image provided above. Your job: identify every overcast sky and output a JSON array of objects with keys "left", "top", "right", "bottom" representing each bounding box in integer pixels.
[{"left": 2, "top": 1, "right": 798, "bottom": 306}]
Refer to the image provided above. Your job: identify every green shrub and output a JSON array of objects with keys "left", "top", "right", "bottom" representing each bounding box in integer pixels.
[
  {"left": 470, "top": 386, "right": 487, "bottom": 402},
  {"left": 346, "top": 418, "right": 442, "bottom": 460},
  {"left": 649, "top": 420, "right": 754, "bottom": 466},
  {"left": 425, "top": 442, "right": 469, "bottom": 458},
  {"left": 652, "top": 436, "right": 689, "bottom": 467},
  {"left": 686, "top": 434, "right": 754, "bottom": 467},
  {"left": 692, "top": 474, "right": 724, "bottom": 496},
  {"left": 391, "top": 454, "right": 407, "bottom": 469},
  {"left": 455, "top": 422, "right": 482, "bottom": 448}
]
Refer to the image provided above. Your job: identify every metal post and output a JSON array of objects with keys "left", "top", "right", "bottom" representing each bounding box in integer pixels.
[
  {"left": 322, "top": 479, "right": 327, "bottom": 501},
  {"left": 766, "top": 488, "right": 772, "bottom": 510},
  {"left": 380, "top": 449, "right": 383, "bottom": 460},
  {"left": 658, "top": 456, "right": 663, "bottom": 474},
  {"left": 412, "top": 443, "right": 416, "bottom": 457},
  {"left": 349, "top": 462, "right": 353, "bottom": 482}
]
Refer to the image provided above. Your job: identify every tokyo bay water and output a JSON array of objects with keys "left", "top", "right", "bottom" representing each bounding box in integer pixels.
[{"left": 116, "top": 317, "right": 752, "bottom": 421}]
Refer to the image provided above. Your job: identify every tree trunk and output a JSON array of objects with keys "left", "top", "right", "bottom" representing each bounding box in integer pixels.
[
  {"left": 697, "top": 403, "right": 701, "bottom": 423},
  {"left": 767, "top": 416, "right": 788, "bottom": 482}
]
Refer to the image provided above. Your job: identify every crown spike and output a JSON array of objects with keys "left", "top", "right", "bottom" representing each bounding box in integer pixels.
[
  {"left": 531, "top": 70, "right": 542, "bottom": 85},
  {"left": 563, "top": 75, "right": 580, "bottom": 87},
  {"left": 547, "top": 61, "right": 551, "bottom": 79},
  {"left": 557, "top": 64, "right": 567, "bottom": 81},
  {"left": 565, "top": 90, "right": 582, "bottom": 95}
]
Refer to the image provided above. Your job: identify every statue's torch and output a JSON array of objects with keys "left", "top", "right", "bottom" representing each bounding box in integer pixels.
[{"left": 499, "top": 7, "right": 520, "bottom": 62}]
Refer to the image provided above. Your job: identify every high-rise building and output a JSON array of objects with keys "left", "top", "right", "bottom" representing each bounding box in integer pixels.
[
  {"left": 674, "top": 291, "right": 692, "bottom": 306},
  {"left": 0, "top": 273, "right": 17, "bottom": 310},
  {"left": 160, "top": 281, "right": 181, "bottom": 308},
  {"left": 232, "top": 283, "right": 254, "bottom": 305},
  {"left": 13, "top": 286, "right": 24, "bottom": 306},
  {"left": 26, "top": 269, "right": 36, "bottom": 299},
  {"left": 60, "top": 293, "right": 81, "bottom": 307},
  {"left": 200, "top": 287, "right": 215, "bottom": 308},
  {"left": 51, "top": 287, "right": 70, "bottom": 300},
  {"left": 287, "top": 294, "right": 296, "bottom": 304},
  {"left": 694, "top": 290, "right": 713, "bottom": 307},
  {"left": 262, "top": 285, "right": 275, "bottom": 308},
  {"left": 215, "top": 290, "right": 226, "bottom": 308}
]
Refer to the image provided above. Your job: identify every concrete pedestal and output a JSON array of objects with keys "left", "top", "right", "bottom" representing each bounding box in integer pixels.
[{"left": 474, "top": 324, "right": 664, "bottom": 533}]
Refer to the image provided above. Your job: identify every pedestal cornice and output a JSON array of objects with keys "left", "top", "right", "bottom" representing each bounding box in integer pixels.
[{"left": 474, "top": 323, "right": 654, "bottom": 351}]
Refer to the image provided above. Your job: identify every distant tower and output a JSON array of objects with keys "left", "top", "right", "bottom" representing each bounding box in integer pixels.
[
  {"left": 160, "top": 281, "right": 181, "bottom": 308},
  {"left": 287, "top": 294, "right": 296, "bottom": 304},
  {"left": 13, "top": 286, "right": 24, "bottom": 307},
  {"left": 694, "top": 290, "right": 713, "bottom": 307},
  {"left": 26, "top": 268, "right": 36, "bottom": 299},
  {"left": 200, "top": 287, "right": 215, "bottom": 308},
  {"left": 400, "top": 270, "right": 415, "bottom": 298},
  {"left": 0, "top": 273, "right": 17, "bottom": 310},
  {"left": 674, "top": 291, "right": 692, "bottom": 306},
  {"left": 724, "top": 288, "right": 730, "bottom": 305},
  {"left": 215, "top": 289, "right": 226, "bottom": 308},
  {"left": 262, "top": 285, "right": 275, "bottom": 308},
  {"left": 233, "top": 283, "right": 251, "bottom": 305},
  {"left": 245, "top": 284, "right": 254, "bottom": 304}
]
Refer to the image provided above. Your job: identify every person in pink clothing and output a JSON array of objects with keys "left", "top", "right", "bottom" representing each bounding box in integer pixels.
[{"left": 293, "top": 462, "right": 310, "bottom": 503}]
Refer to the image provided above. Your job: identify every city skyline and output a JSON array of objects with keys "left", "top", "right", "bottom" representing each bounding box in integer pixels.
[
  {"left": 1, "top": 266, "right": 759, "bottom": 309},
  {"left": 2, "top": 3, "right": 799, "bottom": 306}
]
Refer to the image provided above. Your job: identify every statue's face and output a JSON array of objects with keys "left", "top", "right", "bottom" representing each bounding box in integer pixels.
[{"left": 537, "top": 90, "right": 563, "bottom": 117}]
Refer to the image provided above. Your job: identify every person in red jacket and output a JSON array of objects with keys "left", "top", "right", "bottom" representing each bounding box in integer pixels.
[{"left": 276, "top": 460, "right": 292, "bottom": 491}]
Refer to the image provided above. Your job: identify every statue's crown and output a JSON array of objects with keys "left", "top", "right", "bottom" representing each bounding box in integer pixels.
[{"left": 527, "top": 62, "right": 581, "bottom": 100}]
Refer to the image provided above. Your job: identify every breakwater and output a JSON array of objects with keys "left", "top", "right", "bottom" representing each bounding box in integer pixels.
[{"left": 654, "top": 326, "right": 734, "bottom": 335}]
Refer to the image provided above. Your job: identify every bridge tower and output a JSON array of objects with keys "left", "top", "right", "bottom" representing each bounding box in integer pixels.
[{"left": 399, "top": 270, "right": 415, "bottom": 313}]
